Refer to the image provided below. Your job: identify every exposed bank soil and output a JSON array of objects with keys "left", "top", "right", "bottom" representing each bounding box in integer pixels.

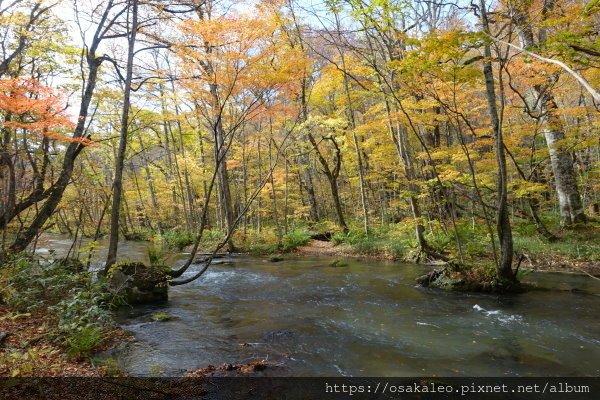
[
  {"left": 521, "top": 254, "right": 600, "bottom": 278},
  {"left": 293, "top": 240, "right": 354, "bottom": 257},
  {"left": 293, "top": 240, "right": 392, "bottom": 260},
  {"left": 294, "top": 240, "right": 600, "bottom": 278},
  {"left": 0, "top": 305, "right": 129, "bottom": 377}
]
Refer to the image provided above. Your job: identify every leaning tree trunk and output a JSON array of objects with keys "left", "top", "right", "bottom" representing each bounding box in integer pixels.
[{"left": 5, "top": 42, "right": 105, "bottom": 257}]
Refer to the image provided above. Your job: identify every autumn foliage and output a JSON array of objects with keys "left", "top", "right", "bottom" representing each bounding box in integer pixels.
[{"left": 0, "top": 78, "right": 89, "bottom": 145}]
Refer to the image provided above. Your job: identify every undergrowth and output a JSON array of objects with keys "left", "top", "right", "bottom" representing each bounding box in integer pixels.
[{"left": 0, "top": 255, "right": 124, "bottom": 363}]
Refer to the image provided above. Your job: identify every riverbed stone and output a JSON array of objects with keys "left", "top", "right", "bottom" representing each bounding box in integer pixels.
[{"left": 108, "top": 262, "right": 168, "bottom": 304}]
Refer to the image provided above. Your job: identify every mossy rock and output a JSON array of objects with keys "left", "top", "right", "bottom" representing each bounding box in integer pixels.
[
  {"left": 329, "top": 259, "right": 348, "bottom": 268},
  {"left": 151, "top": 312, "right": 174, "bottom": 322},
  {"left": 108, "top": 262, "right": 169, "bottom": 305},
  {"left": 417, "top": 268, "right": 522, "bottom": 293}
]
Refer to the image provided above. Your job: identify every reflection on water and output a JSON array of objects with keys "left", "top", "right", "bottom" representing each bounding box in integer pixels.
[{"left": 34, "top": 234, "right": 600, "bottom": 377}]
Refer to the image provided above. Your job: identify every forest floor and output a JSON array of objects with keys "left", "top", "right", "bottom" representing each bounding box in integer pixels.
[
  {"left": 294, "top": 240, "right": 359, "bottom": 258},
  {"left": 519, "top": 254, "right": 600, "bottom": 277},
  {"left": 0, "top": 305, "right": 128, "bottom": 377}
]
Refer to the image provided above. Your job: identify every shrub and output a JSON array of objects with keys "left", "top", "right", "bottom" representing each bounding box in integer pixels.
[
  {"left": 50, "top": 281, "right": 116, "bottom": 336},
  {"left": 1, "top": 255, "right": 121, "bottom": 358},
  {"left": 331, "top": 232, "right": 346, "bottom": 245},
  {"left": 147, "top": 244, "right": 169, "bottom": 267},
  {"left": 1, "top": 255, "right": 89, "bottom": 312},
  {"left": 247, "top": 242, "right": 279, "bottom": 255},
  {"left": 66, "top": 326, "right": 107, "bottom": 358},
  {"left": 282, "top": 229, "right": 310, "bottom": 252},
  {"left": 351, "top": 236, "right": 379, "bottom": 255},
  {"left": 123, "top": 229, "right": 154, "bottom": 241},
  {"left": 385, "top": 241, "right": 405, "bottom": 259},
  {"left": 240, "top": 228, "right": 279, "bottom": 255},
  {"left": 163, "top": 230, "right": 195, "bottom": 250},
  {"left": 332, "top": 229, "right": 368, "bottom": 245}
]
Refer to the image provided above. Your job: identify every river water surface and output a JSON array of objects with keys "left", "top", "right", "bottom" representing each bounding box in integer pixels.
[{"left": 36, "top": 234, "right": 600, "bottom": 377}]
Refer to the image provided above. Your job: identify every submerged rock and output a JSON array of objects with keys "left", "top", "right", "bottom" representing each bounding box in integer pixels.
[
  {"left": 329, "top": 259, "right": 348, "bottom": 268},
  {"left": 108, "top": 262, "right": 168, "bottom": 305},
  {"left": 186, "top": 360, "right": 270, "bottom": 377},
  {"left": 151, "top": 312, "right": 174, "bottom": 322}
]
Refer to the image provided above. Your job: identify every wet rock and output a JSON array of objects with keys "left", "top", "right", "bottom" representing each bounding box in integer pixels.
[
  {"left": 329, "top": 259, "right": 348, "bottom": 268},
  {"left": 185, "top": 360, "right": 269, "bottom": 377},
  {"left": 417, "top": 268, "right": 522, "bottom": 293},
  {"left": 108, "top": 262, "right": 168, "bottom": 305},
  {"left": 263, "top": 329, "right": 296, "bottom": 344},
  {"left": 269, "top": 256, "right": 284, "bottom": 262},
  {"left": 151, "top": 312, "right": 174, "bottom": 322}
]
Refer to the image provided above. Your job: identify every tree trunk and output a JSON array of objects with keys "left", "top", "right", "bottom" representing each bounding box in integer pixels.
[
  {"left": 306, "top": 132, "right": 348, "bottom": 232},
  {"left": 513, "top": 1, "right": 586, "bottom": 226},
  {"left": 299, "top": 83, "right": 320, "bottom": 222},
  {"left": 480, "top": 0, "right": 514, "bottom": 281},
  {"left": 5, "top": 47, "right": 104, "bottom": 256},
  {"left": 539, "top": 97, "right": 586, "bottom": 225},
  {"left": 210, "top": 83, "right": 236, "bottom": 252},
  {"left": 333, "top": 10, "right": 368, "bottom": 233},
  {"left": 105, "top": 0, "right": 138, "bottom": 271},
  {"left": 287, "top": 3, "right": 319, "bottom": 223}
]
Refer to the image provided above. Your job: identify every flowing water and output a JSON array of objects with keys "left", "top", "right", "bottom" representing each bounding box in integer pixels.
[{"left": 35, "top": 234, "right": 600, "bottom": 377}]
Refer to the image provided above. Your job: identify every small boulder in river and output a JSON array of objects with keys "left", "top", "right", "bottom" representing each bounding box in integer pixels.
[
  {"left": 416, "top": 268, "right": 522, "bottom": 293},
  {"left": 108, "top": 262, "right": 168, "bottom": 305}
]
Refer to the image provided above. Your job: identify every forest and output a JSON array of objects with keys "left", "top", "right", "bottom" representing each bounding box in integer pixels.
[{"left": 0, "top": 0, "right": 599, "bottom": 383}]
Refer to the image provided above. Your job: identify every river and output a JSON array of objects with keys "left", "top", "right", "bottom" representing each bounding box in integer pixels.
[{"left": 34, "top": 234, "right": 600, "bottom": 377}]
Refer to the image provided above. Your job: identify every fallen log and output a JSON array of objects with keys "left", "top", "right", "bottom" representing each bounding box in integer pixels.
[{"left": 310, "top": 232, "right": 333, "bottom": 242}]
